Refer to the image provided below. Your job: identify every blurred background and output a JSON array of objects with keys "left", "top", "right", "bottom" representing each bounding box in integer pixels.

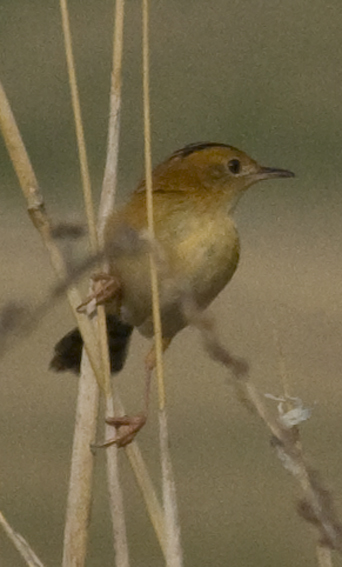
[{"left": 1, "top": 0, "right": 342, "bottom": 565}]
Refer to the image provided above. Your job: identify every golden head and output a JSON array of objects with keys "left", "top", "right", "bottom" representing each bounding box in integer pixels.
[{"left": 148, "top": 142, "right": 294, "bottom": 209}]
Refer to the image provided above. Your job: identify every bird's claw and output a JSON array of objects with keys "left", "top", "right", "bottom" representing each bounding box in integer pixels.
[
  {"left": 77, "top": 272, "right": 121, "bottom": 313},
  {"left": 95, "top": 413, "right": 147, "bottom": 449}
]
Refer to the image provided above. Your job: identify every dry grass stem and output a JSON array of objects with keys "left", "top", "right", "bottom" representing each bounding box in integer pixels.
[
  {"left": 97, "top": 0, "right": 125, "bottom": 239},
  {"left": 124, "top": 442, "right": 167, "bottom": 554},
  {"left": 0, "top": 80, "right": 103, "bottom": 384},
  {"left": 142, "top": 0, "right": 165, "bottom": 409},
  {"left": 192, "top": 306, "right": 342, "bottom": 559},
  {"left": 274, "top": 332, "right": 337, "bottom": 565},
  {"left": 0, "top": 510, "right": 46, "bottom": 567},
  {"left": 59, "top": 1, "right": 130, "bottom": 565},
  {"left": 105, "top": 396, "right": 130, "bottom": 567},
  {"left": 93, "top": 1, "right": 132, "bottom": 564},
  {"left": 59, "top": 0, "right": 98, "bottom": 252},
  {"left": 142, "top": 0, "right": 183, "bottom": 564},
  {"left": 159, "top": 410, "right": 183, "bottom": 567},
  {"left": 62, "top": 355, "right": 100, "bottom": 567}
]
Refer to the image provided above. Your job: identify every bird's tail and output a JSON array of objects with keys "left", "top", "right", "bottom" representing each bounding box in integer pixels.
[{"left": 50, "top": 314, "right": 133, "bottom": 374}]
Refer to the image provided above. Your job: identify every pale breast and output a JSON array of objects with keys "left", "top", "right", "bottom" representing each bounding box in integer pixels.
[
  {"left": 169, "top": 213, "right": 240, "bottom": 309},
  {"left": 105, "top": 196, "right": 240, "bottom": 339}
]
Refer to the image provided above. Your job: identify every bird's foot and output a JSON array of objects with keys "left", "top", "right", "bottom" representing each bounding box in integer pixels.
[
  {"left": 77, "top": 272, "right": 121, "bottom": 313},
  {"left": 96, "top": 413, "right": 147, "bottom": 449}
]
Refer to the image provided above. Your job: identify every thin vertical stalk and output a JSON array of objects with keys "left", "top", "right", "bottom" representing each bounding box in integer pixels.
[
  {"left": 59, "top": 0, "right": 98, "bottom": 252},
  {"left": 62, "top": 355, "right": 99, "bottom": 567},
  {"left": 141, "top": 0, "right": 165, "bottom": 409},
  {"left": 59, "top": 1, "right": 129, "bottom": 565},
  {"left": 98, "top": 0, "right": 125, "bottom": 240},
  {"left": 141, "top": 1, "right": 183, "bottom": 565},
  {"left": 95, "top": 2, "right": 130, "bottom": 566}
]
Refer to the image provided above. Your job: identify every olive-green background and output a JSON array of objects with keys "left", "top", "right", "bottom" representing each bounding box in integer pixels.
[{"left": 1, "top": 1, "right": 342, "bottom": 566}]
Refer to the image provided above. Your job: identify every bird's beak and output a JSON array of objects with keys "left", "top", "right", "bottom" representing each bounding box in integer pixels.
[{"left": 255, "top": 166, "right": 295, "bottom": 181}]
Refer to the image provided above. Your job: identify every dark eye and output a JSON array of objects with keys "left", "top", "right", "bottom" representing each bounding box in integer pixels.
[{"left": 228, "top": 159, "right": 241, "bottom": 174}]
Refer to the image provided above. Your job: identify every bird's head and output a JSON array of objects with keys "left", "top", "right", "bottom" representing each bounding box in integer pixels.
[{"left": 151, "top": 142, "right": 295, "bottom": 210}]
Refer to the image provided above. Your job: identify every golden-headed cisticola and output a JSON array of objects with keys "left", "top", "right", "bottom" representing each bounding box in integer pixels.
[{"left": 51, "top": 142, "right": 294, "bottom": 445}]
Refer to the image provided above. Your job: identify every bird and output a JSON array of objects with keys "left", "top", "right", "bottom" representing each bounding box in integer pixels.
[{"left": 50, "top": 141, "right": 294, "bottom": 446}]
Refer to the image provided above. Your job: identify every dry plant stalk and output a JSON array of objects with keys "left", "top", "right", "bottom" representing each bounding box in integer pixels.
[
  {"left": 190, "top": 303, "right": 341, "bottom": 565},
  {"left": 0, "top": 511, "right": 45, "bottom": 567},
  {"left": 142, "top": 0, "right": 183, "bottom": 564},
  {"left": 59, "top": 0, "right": 129, "bottom": 565}
]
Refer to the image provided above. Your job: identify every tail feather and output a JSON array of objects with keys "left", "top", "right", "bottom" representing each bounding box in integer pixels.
[{"left": 50, "top": 314, "right": 133, "bottom": 374}]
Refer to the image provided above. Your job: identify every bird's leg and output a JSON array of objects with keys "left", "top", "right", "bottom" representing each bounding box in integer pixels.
[
  {"left": 77, "top": 272, "right": 122, "bottom": 313},
  {"left": 102, "top": 338, "right": 172, "bottom": 448}
]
